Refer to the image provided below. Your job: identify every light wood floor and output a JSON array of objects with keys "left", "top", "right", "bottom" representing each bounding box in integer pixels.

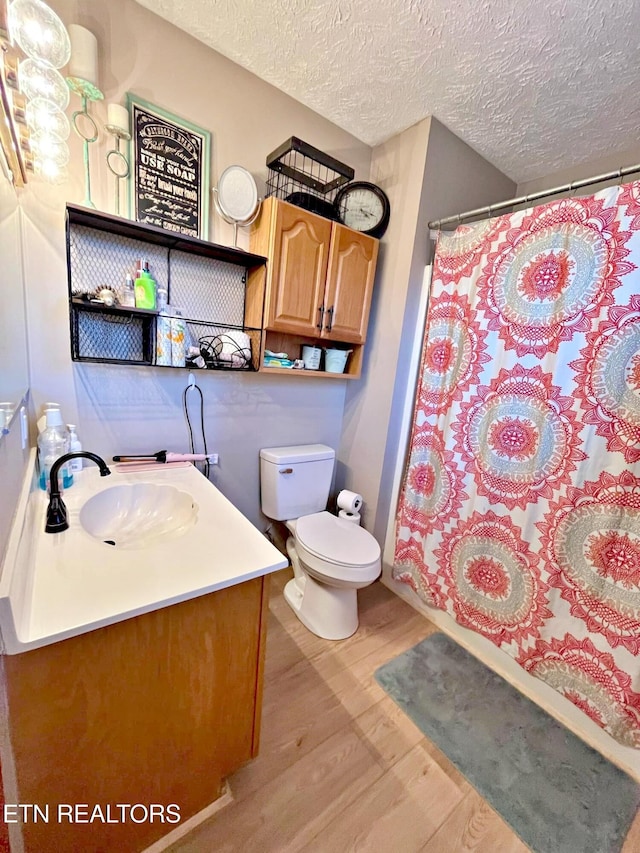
[{"left": 170, "top": 570, "right": 640, "bottom": 853}]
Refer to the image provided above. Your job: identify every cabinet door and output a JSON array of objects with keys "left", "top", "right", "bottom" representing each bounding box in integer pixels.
[
  {"left": 322, "top": 224, "right": 378, "bottom": 344},
  {"left": 267, "top": 203, "right": 332, "bottom": 335}
]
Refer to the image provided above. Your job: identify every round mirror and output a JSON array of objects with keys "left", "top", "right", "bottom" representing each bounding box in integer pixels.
[{"left": 216, "top": 165, "right": 259, "bottom": 223}]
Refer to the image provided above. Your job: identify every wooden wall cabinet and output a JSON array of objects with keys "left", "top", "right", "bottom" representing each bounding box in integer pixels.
[{"left": 250, "top": 197, "right": 379, "bottom": 378}]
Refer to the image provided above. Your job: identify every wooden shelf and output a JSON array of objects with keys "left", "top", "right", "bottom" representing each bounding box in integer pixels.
[{"left": 260, "top": 365, "right": 357, "bottom": 379}]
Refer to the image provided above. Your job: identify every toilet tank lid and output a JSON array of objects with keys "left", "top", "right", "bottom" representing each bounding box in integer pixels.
[{"left": 260, "top": 444, "right": 335, "bottom": 464}]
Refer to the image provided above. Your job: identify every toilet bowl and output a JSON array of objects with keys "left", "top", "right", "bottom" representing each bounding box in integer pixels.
[
  {"left": 259, "top": 444, "right": 381, "bottom": 641},
  {"left": 284, "top": 513, "right": 381, "bottom": 640}
]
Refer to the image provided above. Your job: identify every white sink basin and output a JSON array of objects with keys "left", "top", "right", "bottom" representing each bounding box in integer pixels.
[{"left": 79, "top": 483, "right": 198, "bottom": 549}]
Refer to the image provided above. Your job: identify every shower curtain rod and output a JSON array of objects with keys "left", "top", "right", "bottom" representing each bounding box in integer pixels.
[{"left": 427, "top": 161, "right": 640, "bottom": 230}]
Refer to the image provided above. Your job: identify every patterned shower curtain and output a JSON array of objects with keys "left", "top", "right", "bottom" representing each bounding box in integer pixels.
[{"left": 393, "top": 181, "right": 640, "bottom": 748}]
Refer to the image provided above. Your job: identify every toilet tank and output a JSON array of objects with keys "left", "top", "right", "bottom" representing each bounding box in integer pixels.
[{"left": 260, "top": 444, "right": 335, "bottom": 521}]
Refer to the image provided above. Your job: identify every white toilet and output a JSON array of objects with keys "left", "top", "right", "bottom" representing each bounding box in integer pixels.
[{"left": 260, "top": 444, "right": 381, "bottom": 640}]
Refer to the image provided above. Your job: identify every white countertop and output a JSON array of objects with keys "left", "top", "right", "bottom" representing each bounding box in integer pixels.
[{"left": 0, "top": 457, "right": 288, "bottom": 653}]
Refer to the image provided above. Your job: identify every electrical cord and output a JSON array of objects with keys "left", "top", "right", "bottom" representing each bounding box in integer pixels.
[{"left": 182, "top": 381, "right": 210, "bottom": 478}]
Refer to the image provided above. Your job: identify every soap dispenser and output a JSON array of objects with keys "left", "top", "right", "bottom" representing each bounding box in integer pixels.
[
  {"left": 38, "top": 409, "right": 73, "bottom": 492},
  {"left": 67, "top": 424, "right": 83, "bottom": 474},
  {"left": 134, "top": 260, "right": 157, "bottom": 310}
]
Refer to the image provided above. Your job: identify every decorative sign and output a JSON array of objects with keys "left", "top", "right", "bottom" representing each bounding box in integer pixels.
[{"left": 127, "top": 94, "right": 211, "bottom": 239}]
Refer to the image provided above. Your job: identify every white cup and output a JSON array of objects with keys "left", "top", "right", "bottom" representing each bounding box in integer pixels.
[
  {"left": 324, "top": 348, "right": 352, "bottom": 373},
  {"left": 301, "top": 345, "right": 321, "bottom": 370}
]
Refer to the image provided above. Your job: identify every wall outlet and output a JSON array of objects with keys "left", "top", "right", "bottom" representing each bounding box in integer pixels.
[{"left": 209, "top": 453, "right": 219, "bottom": 465}]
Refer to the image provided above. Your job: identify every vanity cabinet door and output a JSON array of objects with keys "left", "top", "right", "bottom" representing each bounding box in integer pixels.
[
  {"left": 266, "top": 203, "right": 332, "bottom": 335},
  {"left": 2, "top": 577, "right": 270, "bottom": 853},
  {"left": 322, "top": 224, "right": 378, "bottom": 344}
]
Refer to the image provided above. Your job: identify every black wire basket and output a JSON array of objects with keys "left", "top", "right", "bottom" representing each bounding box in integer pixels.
[{"left": 266, "top": 137, "right": 354, "bottom": 220}]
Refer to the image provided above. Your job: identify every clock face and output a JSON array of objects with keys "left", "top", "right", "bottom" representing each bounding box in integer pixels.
[
  {"left": 342, "top": 188, "right": 384, "bottom": 231},
  {"left": 335, "top": 181, "right": 390, "bottom": 238}
]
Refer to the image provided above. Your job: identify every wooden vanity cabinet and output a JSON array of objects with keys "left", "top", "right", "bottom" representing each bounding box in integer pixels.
[
  {"left": 1, "top": 576, "right": 270, "bottom": 853},
  {"left": 250, "top": 198, "right": 379, "bottom": 376}
]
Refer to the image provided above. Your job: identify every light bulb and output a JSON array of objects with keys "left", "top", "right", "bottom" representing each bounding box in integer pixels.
[
  {"left": 34, "top": 156, "right": 68, "bottom": 184},
  {"left": 26, "top": 97, "right": 70, "bottom": 140},
  {"left": 19, "top": 58, "right": 69, "bottom": 110},
  {"left": 9, "top": 0, "right": 71, "bottom": 69},
  {"left": 30, "top": 130, "right": 69, "bottom": 166}
]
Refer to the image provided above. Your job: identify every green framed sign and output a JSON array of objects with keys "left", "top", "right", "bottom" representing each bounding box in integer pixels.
[{"left": 127, "top": 93, "right": 211, "bottom": 239}]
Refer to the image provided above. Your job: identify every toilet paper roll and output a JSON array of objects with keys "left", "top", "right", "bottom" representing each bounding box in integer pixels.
[
  {"left": 339, "top": 509, "right": 361, "bottom": 525},
  {"left": 170, "top": 317, "right": 186, "bottom": 367},
  {"left": 156, "top": 315, "right": 172, "bottom": 366},
  {"left": 337, "top": 489, "right": 363, "bottom": 513}
]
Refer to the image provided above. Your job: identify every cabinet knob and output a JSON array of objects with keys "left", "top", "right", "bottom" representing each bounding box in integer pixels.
[
  {"left": 279, "top": 468, "right": 294, "bottom": 474},
  {"left": 317, "top": 304, "right": 325, "bottom": 330},
  {"left": 325, "top": 305, "right": 334, "bottom": 332}
]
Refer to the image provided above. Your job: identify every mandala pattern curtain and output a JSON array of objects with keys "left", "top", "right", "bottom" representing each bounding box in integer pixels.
[{"left": 393, "top": 182, "right": 640, "bottom": 748}]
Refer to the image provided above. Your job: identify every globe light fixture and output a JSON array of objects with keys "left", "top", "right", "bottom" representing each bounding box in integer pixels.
[
  {"left": 30, "top": 129, "right": 69, "bottom": 166},
  {"left": 8, "top": 0, "right": 70, "bottom": 68},
  {"left": 1, "top": 0, "right": 71, "bottom": 185},
  {"left": 26, "top": 96, "right": 70, "bottom": 139},
  {"left": 19, "top": 57, "right": 69, "bottom": 110}
]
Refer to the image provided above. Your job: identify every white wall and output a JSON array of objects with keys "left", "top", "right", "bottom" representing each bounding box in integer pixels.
[
  {"left": 339, "top": 117, "right": 516, "bottom": 545},
  {"left": 0, "top": 182, "right": 29, "bottom": 405},
  {"left": 17, "top": 0, "right": 373, "bottom": 527},
  {"left": 0, "top": 178, "right": 31, "bottom": 571},
  {"left": 336, "top": 117, "right": 432, "bottom": 529},
  {"left": 517, "top": 141, "right": 640, "bottom": 199}
]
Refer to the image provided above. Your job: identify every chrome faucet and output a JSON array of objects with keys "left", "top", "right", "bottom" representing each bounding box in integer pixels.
[{"left": 45, "top": 452, "right": 111, "bottom": 534}]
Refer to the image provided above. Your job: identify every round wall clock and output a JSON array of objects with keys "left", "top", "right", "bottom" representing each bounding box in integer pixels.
[{"left": 334, "top": 181, "right": 390, "bottom": 239}]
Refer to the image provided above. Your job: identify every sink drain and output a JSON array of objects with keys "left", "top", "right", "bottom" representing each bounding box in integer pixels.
[{"left": 104, "top": 540, "right": 116, "bottom": 546}]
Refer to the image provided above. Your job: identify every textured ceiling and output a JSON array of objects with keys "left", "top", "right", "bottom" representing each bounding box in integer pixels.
[{"left": 135, "top": 0, "right": 640, "bottom": 183}]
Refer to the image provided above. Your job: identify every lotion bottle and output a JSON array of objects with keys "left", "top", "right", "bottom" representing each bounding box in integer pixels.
[{"left": 121, "top": 274, "right": 136, "bottom": 307}]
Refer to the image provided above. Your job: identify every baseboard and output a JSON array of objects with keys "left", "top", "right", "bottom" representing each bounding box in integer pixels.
[{"left": 141, "top": 780, "right": 234, "bottom": 853}]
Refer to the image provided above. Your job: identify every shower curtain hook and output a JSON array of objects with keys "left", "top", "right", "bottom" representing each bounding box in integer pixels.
[{"left": 618, "top": 167, "right": 623, "bottom": 185}]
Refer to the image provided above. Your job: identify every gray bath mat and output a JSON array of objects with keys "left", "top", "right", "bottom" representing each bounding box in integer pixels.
[{"left": 375, "top": 632, "right": 639, "bottom": 853}]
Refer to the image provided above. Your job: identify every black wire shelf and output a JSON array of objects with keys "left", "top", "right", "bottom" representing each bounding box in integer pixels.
[{"left": 66, "top": 205, "right": 266, "bottom": 370}]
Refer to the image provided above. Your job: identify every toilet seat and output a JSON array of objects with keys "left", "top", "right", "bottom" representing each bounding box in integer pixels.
[
  {"left": 296, "top": 512, "right": 380, "bottom": 566},
  {"left": 294, "top": 511, "right": 381, "bottom": 584}
]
